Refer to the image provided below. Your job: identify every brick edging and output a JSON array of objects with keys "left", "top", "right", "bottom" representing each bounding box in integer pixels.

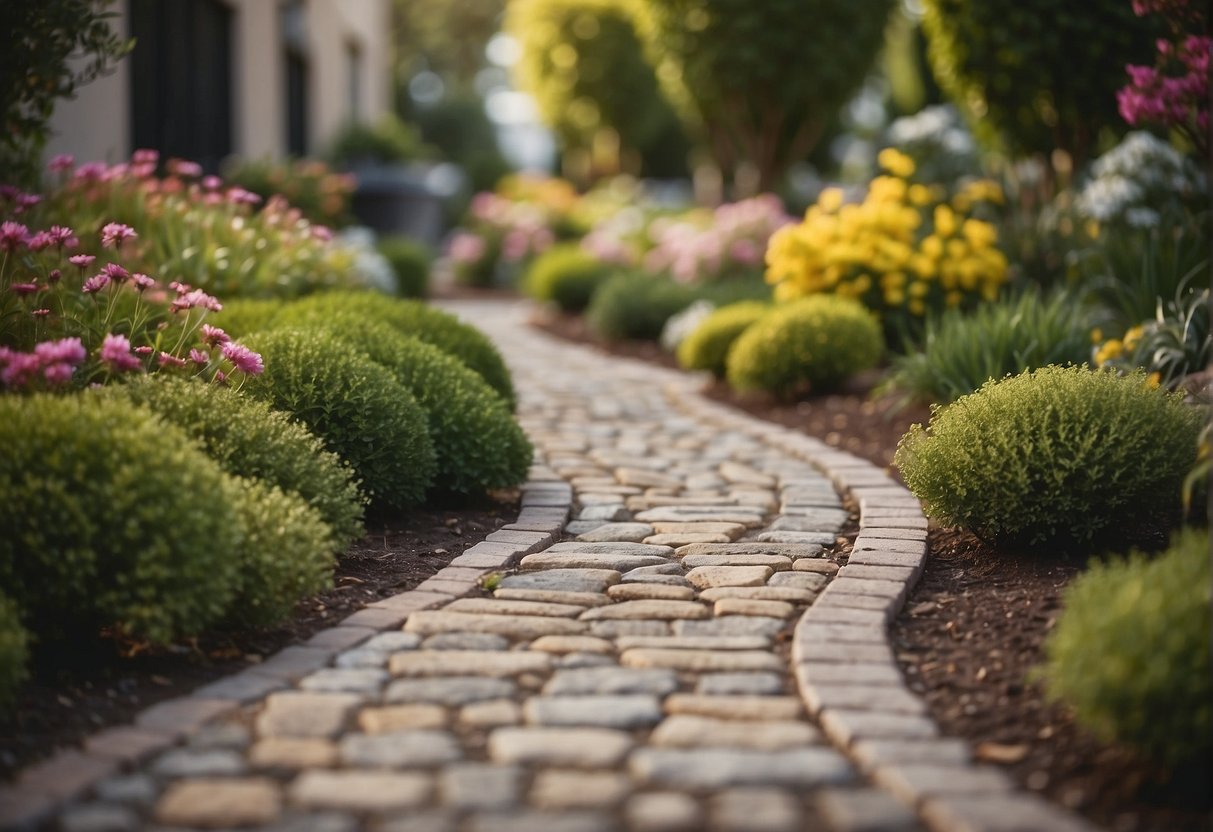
[{"left": 0, "top": 471, "right": 574, "bottom": 830}]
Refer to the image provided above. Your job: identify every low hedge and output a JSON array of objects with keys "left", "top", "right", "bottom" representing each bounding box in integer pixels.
[
  {"left": 524, "top": 244, "right": 614, "bottom": 313},
  {"left": 586, "top": 272, "right": 699, "bottom": 341},
  {"left": 378, "top": 237, "right": 431, "bottom": 298},
  {"left": 676, "top": 301, "right": 768, "bottom": 378},
  {"left": 0, "top": 595, "right": 28, "bottom": 707}
]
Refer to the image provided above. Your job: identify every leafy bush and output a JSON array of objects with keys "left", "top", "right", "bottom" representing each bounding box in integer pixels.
[
  {"left": 300, "top": 313, "right": 533, "bottom": 497},
  {"left": 327, "top": 114, "right": 433, "bottom": 167},
  {"left": 586, "top": 272, "right": 698, "bottom": 340},
  {"left": 239, "top": 329, "right": 436, "bottom": 512},
  {"left": 884, "top": 289, "right": 1093, "bottom": 406},
  {"left": 227, "top": 479, "right": 336, "bottom": 628},
  {"left": 107, "top": 375, "right": 365, "bottom": 550},
  {"left": 0, "top": 395, "right": 240, "bottom": 643},
  {"left": 0, "top": 594, "right": 29, "bottom": 707},
  {"left": 278, "top": 291, "right": 516, "bottom": 407},
  {"left": 222, "top": 157, "right": 356, "bottom": 228},
  {"left": 524, "top": 244, "right": 614, "bottom": 312},
  {"left": 1041, "top": 527, "right": 1211, "bottom": 765},
  {"left": 378, "top": 237, "right": 432, "bottom": 298},
  {"left": 726, "top": 296, "right": 883, "bottom": 397},
  {"left": 896, "top": 366, "right": 1205, "bottom": 550},
  {"left": 676, "top": 301, "right": 768, "bottom": 378}
]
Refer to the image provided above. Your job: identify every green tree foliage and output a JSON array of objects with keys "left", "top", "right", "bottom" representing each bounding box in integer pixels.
[
  {"left": 631, "top": 0, "right": 894, "bottom": 190},
  {"left": 393, "top": 0, "right": 503, "bottom": 88},
  {"left": 921, "top": 0, "right": 1159, "bottom": 164}
]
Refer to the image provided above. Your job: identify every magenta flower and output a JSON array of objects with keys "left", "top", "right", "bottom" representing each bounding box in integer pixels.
[
  {"left": 168, "top": 159, "right": 203, "bottom": 178},
  {"left": 0, "top": 221, "right": 29, "bottom": 252},
  {"left": 25, "top": 231, "right": 54, "bottom": 252},
  {"left": 200, "top": 324, "right": 230, "bottom": 346},
  {"left": 170, "top": 288, "right": 222, "bottom": 313},
  {"left": 68, "top": 254, "right": 96, "bottom": 269},
  {"left": 99, "top": 334, "right": 142, "bottom": 372},
  {"left": 101, "top": 263, "right": 130, "bottom": 283},
  {"left": 169, "top": 281, "right": 191, "bottom": 294},
  {"left": 10, "top": 282, "right": 39, "bottom": 295},
  {"left": 47, "top": 269, "right": 61, "bottom": 284},
  {"left": 34, "top": 337, "right": 86, "bottom": 365},
  {"left": 81, "top": 273, "right": 110, "bottom": 294},
  {"left": 100, "top": 222, "right": 138, "bottom": 249},
  {"left": 131, "top": 149, "right": 159, "bottom": 166},
  {"left": 16, "top": 194, "right": 41, "bottom": 211},
  {"left": 310, "top": 225, "right": 333, "bottom": 242},
  {"left": 1, "top": 353, "right": 41, "bottom": 387},
  {"left": 202, "top": 175, "right": 222, "bottom": 191},
  {"left": 221, "top": 342, "right": 264, "bottom": 375},
  {"left": 214, "top": 370, "right": 228, "bottom": 385},
  {"left": 73, "top": 162, "right": 107, "bottom": 182},
  {"left": 42, "top": 362, "right": 75, "bottom": 386},
  {"left": 31, "top": 308, "right": 50, "bottom": 318},
  {"left": 189, "top": 348, "right": 209, "bottom": 365},
  {"left": 47, "top": 225, "right": 76, "bottom": 248},
  {"left": 226, "top": 187, "right": 262, "bottom": 206},
  {"left": 158, "top": 352, "right": 187, "bottom": 368},
  {"left": 131, "top": 273, "right": 156, "bottom": 291},
  {"left": 47, "top": 154, "right": 75, "bottom": 172}
]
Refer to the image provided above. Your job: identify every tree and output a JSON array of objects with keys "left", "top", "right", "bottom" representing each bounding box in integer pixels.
[
  {"left": 631, "top": 0, "right": 894, "bottom": 192},
  {"left": 392, "top": 0, "right": 504, "bottom": 91},
  {"left": 0, "top": 0, "right": 131, "bottom": 187}
]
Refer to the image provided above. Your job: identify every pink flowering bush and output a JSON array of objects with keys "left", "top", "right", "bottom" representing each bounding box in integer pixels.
[{"left": 642, "top": 195, "right": 793, "bottom": 284}]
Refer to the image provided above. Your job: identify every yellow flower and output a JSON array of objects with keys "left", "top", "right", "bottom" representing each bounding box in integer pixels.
[
  {"left": 962, "top": 219, "right": 998, "bottom": 249},
  {"left": 877, "top": 147, "right": 916, "bottom": 179},
  {"left": 1084, "top": 219, "right": 1100, "bottom": 239},
  {"left": 1094, "top": 339, "right": 1124, "bottom": 366},
  {"left": 1090, "top": 327, "right": 1103, "bottom": 344},
  {"left": 1147, "top": 372, "right": 1162, "bottom": 389},
  {"left": 908, "top": 299, "right": 926, "bottom": 316},
  {"left": 908, "top": 280, "right": 930, "bottom": 298},
  {"left": 817, "top": 187, "right": 845, "bottom": 213},
  {"left": 1123, "top": 325, "right": 1144, "bottom": 351},
  {"left": 933, "top": 204, "right": 957, "bottom": 237},
  {"left": 921, "top": 235, "right": 944, "bottom": 260},
  {"left": 908, "top": 184, "right": 932, "bottom": 206}
]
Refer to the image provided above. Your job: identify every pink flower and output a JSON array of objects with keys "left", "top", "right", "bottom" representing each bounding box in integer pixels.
[
  {"left": 131, "top": 272, "right": 156, "bottom": 291},
  {"left": 169, "top": 281, "right": 191, "bottom": 294},
  {"left": 202, "top": 175, "right": 222, "bottom": 191},
  {"left": 47, "top": 225, "right": 76, "bottom": 248},
  {"left": 226, "top": 187, "right": 262, "bottom": 206},
  {"left": 134, "top": 345, "right": 154, "bottom": 356},
  {"left": 100, "top": 222, "right": 138, "bottom": 249},
  {"left": 99, "top": 333, "right": 142, "bottom": 372},
  {"left": 10, "top": 282, "right": 39, "bottom": 295},
  {"left": 47, "top": 269, "right": 61, "bottom": 283},
  {"left": 200, "top": 324, "right": 230, "bottom": 346},
  {"left": 82, "top": 273, "right": 110, "bottom": 294},
  {"left": 42, "top": 362, "right": 75, "bottom": 386},
  {"left": 101, "top": 263, "right": 130, "bottom": 283},
  {"left": 1, "top": 352, "right": 41, "bottom": 387},
  {"left": 157, "top": 352, "right": 187, "bottom": 368},
  {"left": 189, "top": 348, "right": 210, "bottom": 365},
  {"left": 167, "top": 159, "right": 203, "bottom": 178},
  {"left": 448, "top": 232, "right": 487, "bottom": 264},
  {"left": 47, "top": 154, "right": 75, "bottom": 172},
  {"left": 310, "top": 225, "right": 333, "bottom": 242},
  {"left": 25, "top": 231, "right": 54, "bottom": 251},
  {"left": 170, "top": 288, "right": 223, "bottom": 313},
  {"left": 35, "top": 337, "right": 86, "bottom": 365},
  {"left": 221, "top": 342, "right": 264, "bottom": 375},
  {"left": 16, "top": 194, "right": 41, "bottom": 211},
  {"left": 73, "top": 162, "right": 107, "bottom": 182},
  {"left": 31, "top": 308, "right": 50, "bottom": 318},
  {"left": 213, "top": 370, "right": 228, "bottom": 385},
  {"left": 0, "top": 221, "right": 28, "bottom": 251},
  {"left": 68, "top": 254, "right": 96, "bottom": 269},
  {"left": 131, "top": 149, "right": 159, "bottom": 166}
]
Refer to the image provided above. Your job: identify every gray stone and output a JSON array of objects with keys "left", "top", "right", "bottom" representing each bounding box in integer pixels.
[
  {"left": 685, "top": 565, "right": 773, "bottom": 589},
  {"left": 385, "top": 676, "right": 515, "bottom": 705},
  {"left": 339, "top": 730, "right": 461, "bottom": 768},
  {"left": 151, "top": 748, "right": 247, "bottom": 777},
  {"left": 589, "top": 620, "right": 672, "bottom": 638},
  {"left": 849, "top": 738, "right": 972, "bottom": 769},
  {"left": 520, "top": 551, "right": 671, "bottom": 572},
  {"left": 819, "top": 710, "right": 939, "bottom": 746},
  {"left": 544, "top": 666, "right": 679, "bottom": 696},
  {"left": 606, "top": 584, "right": 694, "bottom": 602},
  {"left": 488, "top": 727, "right": 634, "bottom": 766},
  {"left": 709, "top": 788, "right": 802, "bottom": 832},
  {"left": 622, "top": 562, "right": 685, "bottom": 577},
  {"left": 403, "top": 610, "right": 589, "bottom": 638},
  {"left": 815, "top": 787, "right": 920, "bottom": 832},
  {"left": 650, "top": 715, "right": 820, "bottom": 749},
  {"left": 577, "top": 523, "right": 655, "bottom": 543},
  {"left": 444, "top": 598, "right": 586, "bottom": 618},
  {"left": 755, "top": 532, "right": 833, "bottom": 545},
  {"left": 499, "top": 569, "right": 621, "bottom": 594},
  {"left": 621, "top": 648, "right": 784, "bottom": 673},
  {"left": 577, "top": 504, "right": 629, "bottom": 522},
  {"left": 94, "top": 774, "right": 158, "bottom": 807},
  {"left": 191, "top": 671, "right": 287, "bottom": 703},
  {"left": 920, "top": 793, "right": 1101, "bottom": 832},
  {"left": 633, "top": 509, "right": 764, "bottom": 527},
  {"left": 59, "top": 804, "right": 139, "bottom": 832},
  {"left": 362, "top": 632, "right": 424, "bottom": 652},
  {"left": 530, "top": 635, "right": 615, "bottom": 654},
  {"left": 630, "top": 747, "right": 853, "bottom": 788},
  {"left": 675, "top": 542, "right": 826, "bottom": 559},
  {"left": 872, "top": 762, "right": 1013, "bottom": 805},
  {"left": 525, "top": 695, "right": 663, "bottom": 729},
  {"left": 714, "top": 598, "right": 795, "bottom": 618},
  {"left": 389, "top": 650, "right": 551, "bottom": 677},
  {"left": 334, "top": 648, "right": 391, "bottom": 669},
  {"left": 615, "top": 636, "right": 769, "bottom": 651},
  {"left": 804, "top": 684, "right": 928, "bottom": 716},
  {"left": 375, "top": 810, "right": 457, "bottom": 832},
  {"left": 681, "top": 554, "right": 791, "bottom": 570},
  {"left": 494, "top": 588, "right": 610, "bottom": 607},
  {"left": 565, "top": 520, "right": 607, "bottom": 536},
  {"left": 620, "top": 573, "right": 692, "bottom": 588},
  {"left": 421, "top": 632, "right": 511, "bottom": 651},
  {"left": 439, "top": 763, "right": 523, "bottom": 810},
  {"left": 579, "top": 600, "right": 709, "bottom": 621},
  {"left": 288, "top": 771, "right": 431, "bottom": 812},
  {"left": 768, "top": 572, "right": 828, "bottom": 591},
  {"left": 256, "top": 692, "right": 362, "bottom": 739},
  {"left": 263, "top": 811, "right": 360, "bottom": 832},
  {"left": 186, "top": 722, "right": 251, "bottom": 749},
  {"left": 625, "top": 791, "right": 702, "bottom": 832},
  {"left": 698, "top": 586, "right": 817, "bottom": 604},
  {"left": 465, "top": 810, "right": 617, "bottom": 832},
  {"left": 697, "top": 672, "right": 786, "bottom": 695},
  {"left": 556, "top": 652, "right": 618, "bottom": 668},
  {"left": 664, "top": 694, "right": 803, "bottom": 721},
  {"left": 673, "top": 617, "right": 787, "bottom": 638},
  {"left": 298, "top": 668, "right": 388, "bottom": 694}
]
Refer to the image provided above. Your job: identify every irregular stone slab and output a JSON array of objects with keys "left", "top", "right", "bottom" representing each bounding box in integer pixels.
[
  {"left": 805, "top": 685, "right": 928, "bottom": 718},
  {"left": 633, "top": 509, "right": 764, "bottom": 527},
  {"left": 920, "top": 793, "right": 1101, "bottom": 832},
  {"left": 623, "top": 562, "right": 684, "bottom": 577},
  {"left": 249, "top": 738, "right": 338, "bottom": 769},
  {"left": 872, "top": 762, "right": 1014, "bottom": 805},
  {"left": 625, "top": 791, "right": 703, "bottom": 832},
  {"left": 525, "top": 695, "right": 663, "bottom": 729},
  {"left": 150, "top": 748, "right": 246, "bottom": 778},
  {"left": 357, "top": 704, "right": 448, "bottom": 733},
  {"left": 768, "top": 572, "right": 828, "bottom": 591},
  {"left": 460, "top": 699, "right": 523, "bottom": 729},
  {"left": 615, "top": 636, "right": 769, "bottom": 651},
  {"left": 793, "top": 559, "right": 839, "bottom": 575},
  {"left": 673, "top": 617, "right": 787, "bottom": 638},
  {"left": 697, "top": 672, "right": 786, "bottom": 695},
  {"left": 606, "top": 583, "right": 694, "bottom": 602},
  {"left": 488, "top": 727, "right": 634, "bottom": 766},
  {"left": 775, "top": 508, "right": 849, "bottom": 526},
  {"left": 819, "top": 710, "right": 939, "bottom": 746},
  {"left": 565, "top": 520, "right": 607, "bottom": 536},
  {"left": 556, "top": 652, "right": 618, "bottom": 669},
  {"left": 644, "top": 533, "right": 731, "bottom": 547},
  {"left": 681, "top": 554, "right": 791, "bottom": 570},
  {"left": 465, "top": 810, "right": 617, "bottom": 832},
  {"left": 363, "top": 632, "right": 424, "bottom": 652},
  {"left": 500, "top": 569, "right": 621, "bottom": 594},
  {"left": 620, "top": 573, "right": 692, "bottom": 588},
  {"left": 676, "top": 542, "right": 826, "bottom": 559},
  {"left": 719, "top": 461, "right": 776, "bottom": 487},
  {"left": 289, "top": 770, "right": 431, "bottom": 812},
  {"left": 698, "top": 586, "right": 817, "bottom": 604},
  {"left": 385, "top": 677, "right": 515, "bottom": 705},
  {"left": 389, "top": 650, "right": 552, "bottom": 678},
  {"left": 579, "top": 600, "right": 709, "bottom": 621},
  {"left": 621, "top": 648, "right": 784, "bottom": 673},
  {"left": 849, "top": 738, "right": 973, "bottom": 769},
  {"left": 576, "top": 523, "right": 654, "bottom": 543},
  {"left": 685, "top": 565, "right": 773, "bottom": 589},
  {"left": 298, "top": 668, "right": 388, "bottom": 695},
  {"left": 339, "top": 729, "right": 461, "bottom": 768},
  {"left": 404, "top": 611, "right": 589, "bottom": 639},
  {"left": 714, "top": 598, "right": 795, "bottom": 618},
  {"left": 155, "top": 778, "right": 281, "bottom": 827},
  {"left": 520, "top": 551, "right": 671, "bottom": 572},
  {"left": 529, "top": 635, "right": 615, "bottom": 654},
  {"left": 58, "top": 805, "right": 140, "bottom": 832},
  {"left": 422, "top": 632, "right": 510, "bottom": 651},
  {"left": 439, "top": 763, "right": 523, "bottom": 811},
  {"left": 816, "top": 787, "right": 921, "bottom": 832},
  {"left": 544, "top": 666, "right": 679, "bottom": 696},
  {"left": 547, "top": 541, "right": 677, "bottom": 557},
  {"left": 755, "top": 532, "right": 833, "bottom": 546},
  {"left": 444, "top": 598, "right": 585, "bottom": 618},
  {"left": 616, "top": 467, "right": 683, "bottom": 489},
  {"left": 494, "top": 588, "right": 610, "bottom": 607},
  {"left": 256, "top": 692, "right": 362, "bottom": 739},
  {"left": 330, "top": 648, "right": 384, "bottom": 670},
  {"left": 651, "top": 714, "right": 820, "bottom": 749},
  {"left": 665, "top": 694, "right": 804, "bottom": 721},
  {"left": 650, "top": 522, "right": 746, "bottom": 540},
  {"left": 577, "top": 504, "right": 630, "bottom": 522},
  {"left": 589, "top": 620, "right": 672, "bottom": 638},
  {"left": 530, "top": 769, "right": 633, "bottom": 810},
  {"left": 630, "top": 747, "right": 853, "bottom": 789}
]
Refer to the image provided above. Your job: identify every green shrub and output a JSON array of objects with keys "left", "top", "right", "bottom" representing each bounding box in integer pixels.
[
  {"left": 726, "top": 296, "right": 883, "bottom": 397},
  {"left": 210, "top": 298, "right": 286, "bottom": 339},
  {"left": 884, "top": 289, "right": 1093, "bottom": 406},
  {"left": 279, "top": 291, "right": 516, "bottom": 408},
  {"left": 677, "top": 301, "right": 768, "bottom": 378},
  {"left": 1041, "top": 527, "right": 1211, "bottom": 765},
  {"left": 0, "top": 594, "right": 28, "bottom": 707},
  {"left": 524, "top": 244, "right": 614, "bottom": 313},
  {"left": 327, "top": 114, "right": 433, "bottom": 166},
  {"left": 896, "top": 366, "right": 1205, "bottom": 550},
  {"left": 239, "top": 329, "right": 436, "bottom": 512},
  {"left": 304, "top": 313, "right": 533, "bottom": 496},
  {"left": 586, "top": 272, "right": 698, "bottom": 341},
  {"left": 227, "top": 479, "right": 336, "bottom": 628},
  {"left": 378, "top": 237, "right": 432, "bottom": 298},
  {"left": 106, "top": 376, "right": 365, "bottom": 550},
  {"left": 0, "top": 395, "right": 241, "bottom": 643}
]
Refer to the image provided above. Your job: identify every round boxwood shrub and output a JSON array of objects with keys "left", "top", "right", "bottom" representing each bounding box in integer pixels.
[
  {"left": 677, "top": 300, "right": 768, "bottom": 378},
  {"left": 279, "top": 291, "right": 516, "bottom": 408},
  {"left": 0, "top": 395, "right": 241, "bottom": 643},
  {"left": 227, "top": 478, "right": 336, "bottom": 628},
  {"left": 1041, "top": 527, "right": 1210, "bottom": 765},
  {"left": 378, "top": 236, "right": 431, "bottom": 298},
  {"left": 304, "top": 313, "right": 533, "bottom": 496},
  {"left": 524, "top": 243, "right": 614, "bottom": 313},
  {"left": 0, "top": 594, "right": 28, "bottom": 707},
  {"left": 895, "top": 366, "right": 1205, "bottom": 550},
  {"left": 726, "top": 296, "right": 883, "bottom": 396},
  {"left": 239, "top": 329, "right": 437, "bottom": 513},
  {"left": 107, "top": 376, "right": 365, "bottom": 550},
  {"left": 209, "top": 297, "right": 286, "bottom": 339},
  {"left": 586, "top": 272, "right": 699, "bottom": 341}
]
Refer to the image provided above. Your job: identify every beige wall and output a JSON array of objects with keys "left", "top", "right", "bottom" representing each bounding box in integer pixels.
[{"left": 45, "top": 0, "right": 392, "bottom": 165}]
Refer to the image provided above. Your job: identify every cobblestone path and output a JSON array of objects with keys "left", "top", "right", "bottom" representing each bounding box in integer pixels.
[{"left": 3, "top": 299, "right": 1097, "bottom": 832}]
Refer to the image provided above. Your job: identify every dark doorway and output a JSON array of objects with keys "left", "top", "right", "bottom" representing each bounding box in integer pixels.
[{"left": 283, "top": 1, "right": 310, "bottom": 156}]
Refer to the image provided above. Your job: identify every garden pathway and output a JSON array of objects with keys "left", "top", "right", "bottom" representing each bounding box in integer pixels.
[{"left": 2, "top": 298, "right": 1098, "bottom": 832}]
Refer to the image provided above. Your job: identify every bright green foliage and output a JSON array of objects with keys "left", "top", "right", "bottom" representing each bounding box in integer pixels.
[
  {"left": 896, "top": 366, "right": 1204, "bottom": 550},
  {"left": 327, "top": 114, "right": 434, "bottom": 166},
  {"left": 209, "top": 298, "right": 287, "bottom": 339},
  {"left": 631, "top": 0, "right": 894, "bottom": 189},
  {"left": 884, "top": 289, "right": 1093, "bottom": 406},
  {"left": 279, "top": 291, "right": 516, "bottom": 408},
  {"left": 0, "top": 595, "right": 29, "bottom": 707},
  {"left": 507, "top": 0, "right": 683, "bottom": 169},
  {"left": 524, "top": 244, "right": 615, "bottom": 312},
  {"left": 304, "top": 314, "right": 533, "bottom": 497},
  {"left": 586, "top": 272, "right": 698, "bottom": 340},
  {"left": 0, "top": 395, "right": 240, "bottom": 643},
  {"left": 676, "top": 300, "right": 767, "bottom": 377},
  {"left": 726, "top": 297, "right": 883, "bottom": 396},
  {"left": 226, "top": 479, "right": 336, "bottom": 628},
  {"left": 107, "top": 376, "right": 365, "bottom": 550},
  {"left": 1041, "top": 528, "right": 1211, "bottom": 765},
  {"left": 239, "top": 329, "right": 436, "bottom": 512},
  {"left": 378, "top": 237, "right": 432, "bottom": 298},
  {"left": 921, "top": 0, "right": 1157, "bottom": 163},
  {"left": 222, "top": 157, "right": 355, "bottom": 228}
]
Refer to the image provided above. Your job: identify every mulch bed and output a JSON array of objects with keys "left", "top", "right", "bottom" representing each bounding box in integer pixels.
[
  {"left": 531, "top": 307, "right": 1212, "bottom": 832},
  {"left": 0, "top": 497, "right": 516, "bottom": 780}
]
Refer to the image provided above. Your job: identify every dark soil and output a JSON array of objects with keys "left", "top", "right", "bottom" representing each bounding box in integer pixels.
[
  {"left": 532, "top": 307, "right": 1212, "bottom": 832},
  {"left": 0, "top": 498, "right": 516, "bottom": 780}
]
